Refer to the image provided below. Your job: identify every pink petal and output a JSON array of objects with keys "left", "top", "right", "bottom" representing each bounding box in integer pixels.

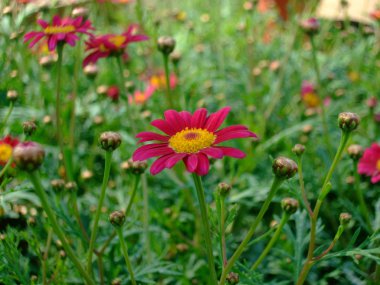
[
  {"left": 185, "top": 154, "right": 198, "bottom": 172},
  {"left": 165, "top": 153, "right": 186, "bottom": 168},
  {"left": 195, "top": 153, "right": 210, "bottom": 176},
  {"left": 47, "top": 35, "right": 57, "bottom": 51},
  {"left": 133, "top": 144, "right": 173, "bottom": 161},
  {"left": 24, "top": 31, "right": 39, "bottom": 41},
  {"left": 179, "top": 111, "right": 192, "bottom": 127},
  {"left": 216, "top": 146, "right": 246, "bottom": 158},
  {"left": 150, "top": 155, "right": 172, "bottom": 175},
  {"left": 37, "top": 19, "right": 49, "bottom": 28},
  {"left": 215, "top": 125, "right": 249, "bottom": 137},
  {"left": 27, "top": 34, "right": 45, "bottom": 48},
  {"left": 215, "top": 129, "right": 257, "bottom": 144},
  {"left": 191, "top": 108, "right": 208, "bottom": 128},
  {"left": 52, "top": 15, "right": 61, "bottom": 26},
  {"left": 151, "top": 119, "right": 176, "bottom": 135},
  {"left": 127, "top": 34, "right": 150, "bottom": 43},
  {"left": 201, "top": 147, "right": 224, "bottom": 158},
  {"left": 164, "top": 110, "right": 186, "bottom": 132},
  {"left": 371, "top": 173, "right": 380, "bottom": 184},
  {"left": 205, "top": 106, "right": 231, "bottom": 132},
  {"left": 136, "top": 132, "right": 169, "bottom": 143}
]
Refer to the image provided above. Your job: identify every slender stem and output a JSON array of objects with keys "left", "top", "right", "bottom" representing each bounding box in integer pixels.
[
  {"left": 135, "top": 0, "right": 144, "bottom": 30},
  {"left": 0, "top": 156, "right": 13, "bottom": 179},
  {"left": 191, "top": 173, "right": 218, "bottom": 285},
  {"left": 313, "top": 225, "right": 344, "bottom": 261},
  {"left": 55, "top": 45, "right": 65, "bottom": 169},
  {"left": 251, "top": 213, "right": 289, "bottom": 270},
  {"left": 219, "top": 177, "right": 284, "bottom": 285},
  {"left": 125, "top": 175, "right": 140, "bottom": 217},
  {"left": 296, "top": 156, "right": 313, "bottom": 217},
  {"left": 1, "top": 102, "right": 14, "bottom": 133},
  {"left": 353, "top": 160, "right": 372, "bottom": 231},
  {"left": 69, "top": 41, "right": 81, "bottom": 149},
  {"left": 87, "top": 151, "right": 113, "bottom": 275},
  {"left": 142, "top": 173, "right": 151, "bottom": 262},
  {"left": 220, "top": 196, "right": 227, "bottom": 267},
  {"left": 42, "top": 228, "right": 53, "bottom": 285},
  {"left": 163, "top": 54, "right": 174, "bottom": 109},
  {"left": 28, "top": 171, "right": 95, "bottom": 285},
  {"left": 116, "top": 228, "right": 137, "bottom": 285}
]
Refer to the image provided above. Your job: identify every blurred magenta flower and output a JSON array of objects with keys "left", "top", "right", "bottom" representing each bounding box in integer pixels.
[
  {"left": 83, "top": 25, "right": 148, "bottom": 66},
  {"left": 0, "top": 136, "right": 19, "bottom": 167},
  {"left": 133, "top": 107, "right": 257, "bottom": 175},
  {"left": 128, "top": 87, "right": 154, "bottom": 105},
  {"left": 24, "top": 15, "right": 94, "bottom": 51},
  {"left": 301, "top": 81, "right": 320, "bottom": 108},
  {"left": 107, "top": 85, "right": 120, "bottom": 101},
  {"left": 358, "top": 143, "right": 380, "bottom": 184}
]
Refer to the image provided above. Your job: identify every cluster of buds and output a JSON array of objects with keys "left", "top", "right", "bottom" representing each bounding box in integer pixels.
[
  {"left": 121, "top": 159, "right": 148, "bottom": 175},
  {"left": 272, "top": 157, "right": 298, "bottom": 180},
  {"left": 99, "top": 132, "right": 122, "bottom": 151},
  {"left": 157, "top": 36, "right": 176, "bottom": 55}
]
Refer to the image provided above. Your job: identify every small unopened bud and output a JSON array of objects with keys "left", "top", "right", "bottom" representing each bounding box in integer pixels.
[
  {"left": 157, "top": 36, "right": 176, "bottom": 55},
  {"left": 217, "top": 182, "right": 231, "bottom": 196},
  {"left": 338, "top": 112, "right": 360, "bottom": 132},
  {"left": 51, "top": 179, "right": 65, "bottom": 192},
  {"left": 281, "top": 198, "right": 299, "bottom": 214},
  {"left": 176, "top": 243, "right": 189, "bottom": 252},
  {"left": 99, "top": 131, "right": 122, "bottom": 151},
  {"left": 302, "top": 124, "right": 313, "bottom": 134},
  {"left": 97, "top": 85, "right": 108, "bottom": 96},
  {"left": 59, "top": 250, "right": 66, "bottom": 259},
  {"left": 43, "top": 115, "right": 52, "bottom": 125},
  {"left": 170, "top": 51, "right": 181, "bottom": 64},
  {"left": 72, "top": 7, "right": 89, "bottom": 18},
  {"left": 109, "top": 210, "right": 125, "bottom": 227},
  {"left": 226, "top": 272, "right": 239, "bottom": 284},
  {"left": 270, "top": 220, "right": 279, "bottom": 228},
  {"left": 83, "top": 63, "right": 98, "bottom": 79},
  {"left": 22, "top": 121, "right": 37, "bottom": 137},
  {"left": 7, "top": 90, "right": 18, "bottom": 102},
  {"left": 300, "top": 18, "right": 320, "bottom": 35},
  {"left": 347, "top": 144, "right": 364, "bottom": 160},
  {"left": 292, "top": 144, "right": 306, "bottom": 156},
  {"left": 121, "top": 159, "right": 148, "bottom": 175},
  {"left": 13, "top": 142, "right": 45, "bottom": 171},
  {"left": 367, "top": 97, "right": 378, "bottom": 109},
  {"left": 272, "top": 157, "right": 298, "bottom": 179},
  {"left": 39, "top": 54, "right": 57, "bottom": 68},
  {"left": 65, "top": 181, "right": 77, "bottom": 192},
  {"left": 111, "top": 278, "right": 122, "bottom": 285},
  {"left": 339, "top": 212, "right": 352, "bottom": 226},
  {"left": 81, "top": 169, "right": 93, "bottom": 180}
]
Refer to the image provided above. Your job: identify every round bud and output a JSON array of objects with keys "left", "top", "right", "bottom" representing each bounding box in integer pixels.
[
  {"left": 281, "top": 198, "right": 299, "bottom": 215},
  {"left": 81, "top": 169, "right": 93, "bottom": 180},
  {"left": 13, "top": 142, "right": 45, "bottom": 171},
  {"left": 99, "top": 132, "right": 122, "bottom": 151},
  {"left": 170, "top": 51, "right": 181, "bottom": 64},
  {"left": 65, "top": 181, "right": 77, "bottom": 192},
  {"left": 39, "top": 54, "right": 57, "bottom": 68},
  {"left": 22, "top": 121, "right": 37, "bottom": 137},
  {"left": 111, "top": 278, "right": 122, "bottom": 285},
  {"left": 120, "top": 159, "right": 148, "bottom": 175},
  {"left": 72, "top": 7, "right": 89, "bottom": 18},
  {"left": 109, "top": 210, "right": 125, "bottom": 228},
  {"left": 226, "top": 272, "right": 239, "bottom": 284},
  {"left": 50, "top": 179, "right": 65, "bottom": 192},
  {"left": 59, "top": 250, "right": 66, "bottom": 259},
  {"left": 300, "top": 18, "right": 320, "bottom": 35},
  {"left": 339, "top": 212, "right": 352, "bottom": 226},
  {"left": 272, "top": 157, "right": 298, "bottom": 180},
  {"left": 367, "top": 97, "right": 378, "bottom": 109},
  {"left": 292, "top": 144, "right": 306, "bottom": 156},
  {"left": 83, "top": 63, "right": 98, "bottom": 79},
  {"left": 7, "top": 90, "right": 18, "bottom": 102},
  {"left": 157, "top": 36, "right": 176, "bottom": 55},
  {"left": 347, "top": 144, "right": 364, "bottom": 160},
  {"left": 217, "top": 182, "right": 232, "bottom": 196},
  {"left": 338, "top": 112, "right": 360, "bottom": 132}
]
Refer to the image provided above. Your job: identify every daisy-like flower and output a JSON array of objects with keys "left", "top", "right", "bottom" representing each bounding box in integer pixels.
[
  {"left": 301, "top": 81, "right": 320, "bottom": 108},
  {"left": 133, "top": 107, "right": 257, "bottom": 175},
  {"left": 0, "top": 136, "right": 19, "bottom": 167},
  {"left": 24, "top": 15, "right": 94, "bottom": 51},
  {"left": 83, "top": 25, "right": 148, "bottom": 66},
  {"left": 358, "top": 143, "right": 380, "bottom": 184}
]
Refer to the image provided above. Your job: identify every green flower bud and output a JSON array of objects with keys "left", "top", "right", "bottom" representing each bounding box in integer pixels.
[
  {"left": 217, "top": 182, "right": 232, "bottom": 196},
  {"left": 99, "top": 131, "right": 122, "bottom": 151},
  {"left": 157, "top": 36, "right": 176, "bottom": 55},
  {"left": 272, "top": 157, "right": 298, "bottom": 180},
  {"left": 109, "top": 210, "right": 125, "bottom": 228},
  {"left": 338, "top": 112, "right": 360, "bottom": 132},
  {"left": 22, "top": 121, "right": 37, "bottom": 137},
  {"left": 339, "top": 212, "right": 352, "bottom": 226},
  {"left": 13, "top": 142, "right": 45, "bottom": 171},
  {"left": 347, "top": 144, "right": 364, "bottom": 160},
  {"left": 65, "top": 181, "right": 78, "bottom": 192},
  {"left": 6, "top": 90, "right": 18, "bottom": 102},
  {"left": 281, "top": 197, "right": 299, "bottom": 215},
  {"left": 50, "top": 179, "right": 65, "bottom": 192},
  {"left": 121, "top": 159, "right": 148, "bottom": 175},
  {"left": 292, "top": 144, "right": 306, "bottom": 156},
  {"left": 226, "top": 272, "right": 239, "bottom": 284}
]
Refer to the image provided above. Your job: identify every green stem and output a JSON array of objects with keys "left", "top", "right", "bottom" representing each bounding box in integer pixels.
[
  {"left": 0, "top": 156, "right": 13, "bottom": 178},
  {"left": 28, "top": 171, "right": 95, "bottom": 285},
  {"left": 55, "top": 45, "right": 65, "bottom": 170},
  {"left": 87, "top": 151, "right": 113, "bottom": 275},
  {"left": 1, "top": 102, "right": 14, "bottom": 133},
  {"left": 163, "top": 54, "right": 174, "bottom": 109},
  {"left": 42, "top": 228, "right": 53, "bottom": 285},
  {"left": 251, "top": 213, "right": 289, "bottom": 270},
  {"left": 220, "top": 196, "right": 227, "bottom": 267},
  {"left": 115, "top": 228, "right": 137, "bottom": 285},
  {"left": 135, "top": 0, "right": 144, "bottom": 30},
  {"left": 142, "top": 173, "right": 151, "bottom": 262},
  {"left": 297, "top": 156, "right": 313, "bottom": 217},
  {"left": 219, "top": 177, "right": 284, "bottom": 285},
  {"left": 191, "top": 173, "right": 218, "bottom": 285},
  {"left": 125, "top": 175, "right": 140, "bottom": 218}
]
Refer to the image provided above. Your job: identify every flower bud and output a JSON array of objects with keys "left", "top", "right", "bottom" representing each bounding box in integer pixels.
[
  {"left": 339, "top": 212, "right": 352, "bottom": 226},
  {"left": 338, "top": 112, "right": 360, "bottom": 132},
  {"left": 111, "top": 278, "right": 122, "bottom": 285},
  {"left": 170, "top": 51, "right": 181, "bottom": 64},
  {"left": 83, "top": 63, "right": 98, "bottom": 79},
  {"left": 65, "top": 181, "right": 77, "bottom": 192},
  {"left": 13, "top": 142, "right": 45, "bottom": 171},
  {"left": 121, "top": 159, "right": 148, "bottom": 175},
  {"left": 7, "top": 90, "right": 18, "bottom": 102},
  {"left": 217, "top": 182, "right": 231, "bottom": 196},
  {"left": 72, "top": 7, "right": 89, "bottom": 18},
  {"left": 99, "top": 131, "right": 122, "bottom": 151},
  {"left": 292, "top": 144, "right": 306, "bottom": 156},
  {"left": 81, "top": 169, "right": 93, "bottom": 180},
  {"left": 300, "top": 18, "right": 320, "bottom": 35},
  {"left": 367, "top": 97, "right": 377, "bottom": 109},
  {"left": 59, "top": 250, "right": 66, "bottom": 259},
  {"left": 22, "top": 121, "right": 37, "bottom": 137},
  {"left": 50, "top": 179, "right": 65, "bottom": 192},
  {"left": 281, "top": 198, "right": 299, "bottom": 215},
  {"left": 39, "top": 54, "right": 57, "bottom": 68},
  {"left": 157, "top": 36, "right": 176, "bottom": 55},
  {"left": 109, "top": 210, "right": 125, "bottom": 228},
  {"left": 226, "top": 272, "right": 239, "bottom": 284},
  {"left": 272, "top": 157, "right": 298, "bottom": 179},
  {"left": 347, "top": 144, "right": 364, "bottom": 160}
]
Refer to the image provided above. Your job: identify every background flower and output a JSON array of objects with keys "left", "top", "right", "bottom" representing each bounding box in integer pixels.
[
  {"left": 0, "top": 136, "right": 20, "bottom": 167},
  {"left": 358, "top": 143, "right": 380, "bottom": 184}
]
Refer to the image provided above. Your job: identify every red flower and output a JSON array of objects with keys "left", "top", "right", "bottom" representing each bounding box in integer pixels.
[
  {"left": 0, "top": 136, "right": 19, "bottom": 166},
  {"left": 24, "top": 15, "right": 94, "bottom": 51},
  {"left": 133, "top": 107, "right": 257, "bottom": 175},
  {"left": 358, "top": 143, "right": 380, "bottom": 184},
  {"left": 107, "top": 85, "right": 120, "bottom": 101},
  {"left": 83, "top": 25, "right": 149, "bottom": 66}
]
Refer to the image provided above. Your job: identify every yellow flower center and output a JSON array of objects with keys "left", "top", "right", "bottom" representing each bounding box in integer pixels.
[
  {"left": 377, "top": 160, "right": 380, "bottom": 171},
  {"left": 109, "top": 35, "right": 126, "bottom": 48},
  {"left": 169, "top": 128, "right": 216, "bottom": 154},
  {"left": 303, "top": 92, "right": 320, "bottom": 108},
  {"left": 44, "top": 25, "right": 76, "bottom": 34},
  {"left": 0, "top": 144, "right": 12, "bottom": 163}
]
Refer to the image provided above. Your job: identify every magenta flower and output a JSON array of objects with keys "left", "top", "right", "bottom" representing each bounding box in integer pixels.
[
  {"left": 24, "top": 15, "right": 94, "bottom": 51},
  {"left": 133, "top": 107, "right": 257, "bottom": 176},
  {"left": 83, "top": 25, "right": 149, "bottom": 66},
  {"left": 358, "top": 143, "right": 380, "bottom": 184}
]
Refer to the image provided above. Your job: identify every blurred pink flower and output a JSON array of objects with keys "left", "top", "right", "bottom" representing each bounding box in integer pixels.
[
  {"left": 128, "top": 86, "right": 154, "bottom": 105},
  {"left": 301, "top": 81, "right": 320, "bottom": 108},
  {"left": 148, "top": 73, "right": 178, "bottom": 91},
  {"left": 358, "top": 143, "right": 380, "bottom": 184},
  {"left": 107, "top": 85, "right": 120, "bottom": 101}
]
